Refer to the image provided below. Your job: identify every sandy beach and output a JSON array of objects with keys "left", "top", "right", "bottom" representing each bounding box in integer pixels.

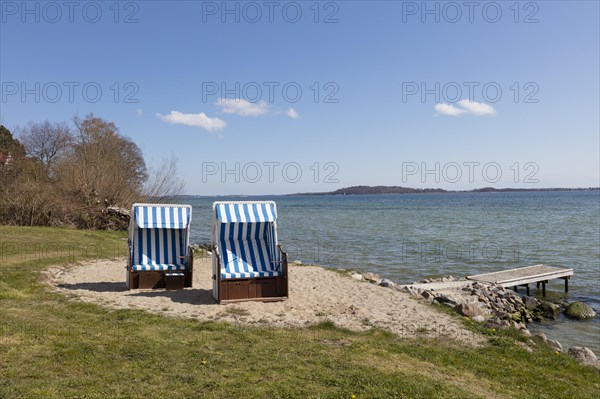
[{"left": 44, "top": 255, "right": 484, "bottom": 346}]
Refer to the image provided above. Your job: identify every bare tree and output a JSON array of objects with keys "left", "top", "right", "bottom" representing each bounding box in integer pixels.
[
  {"left": 17, "top": 121, "right": 73, "bottom": 176},
  {"left": 67, "top": 114, "right": 148, "bottom": 207},
  {"left": 143, "top": 155, "right": 185, "bottom": 202},
  {"left": 1, "top": 115, "right": 186, "bottom": 229}
]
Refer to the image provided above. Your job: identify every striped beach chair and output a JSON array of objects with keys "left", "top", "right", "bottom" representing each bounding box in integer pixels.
[
  {"left": 212, "top": 201, "right": 288, "bottom": 303},
  {"left": 126, "top": 203, "right": 193, "bottom": 289}
]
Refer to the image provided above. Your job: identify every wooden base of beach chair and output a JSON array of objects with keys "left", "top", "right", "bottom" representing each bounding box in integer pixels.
[
  {"left": 128, "top": 269, "right": 193, "bottom": 290},
  {"left": 129, "top": 271, "right": 164, "bottom": 289},
  {"left": 217, "top": 276, "right": 287, "bottom": 303},
  {"left": 185, "top": 251, "right": 194, "bottom": 287},
  {"left": 165, "top": 273, "right": 186, "bottom": 290},
  {"left": 127, "top": 249, "right": 193, "bottom": 290},
  {"left": 219, "top": 296, "right": 288, "bottom": 304}
]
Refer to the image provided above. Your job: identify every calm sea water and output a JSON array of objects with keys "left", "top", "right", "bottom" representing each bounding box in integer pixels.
[{"left": 184, "top": 191, "right": 600, "bottom": 353}]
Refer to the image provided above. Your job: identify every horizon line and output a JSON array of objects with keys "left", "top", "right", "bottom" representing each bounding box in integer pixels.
[{"left": 179, "top": 186, "right": 600, "bottom": 197}]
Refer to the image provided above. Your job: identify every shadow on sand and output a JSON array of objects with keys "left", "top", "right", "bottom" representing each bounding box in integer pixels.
[
  {"left": 57, "top": 282, "right": 216, "bottom": 305},
  {"left": 129, "top": 288, "right": 215, "bottom": 305},
  {"left": 57, "top": 282, "right": 126, "bottom": 293}
]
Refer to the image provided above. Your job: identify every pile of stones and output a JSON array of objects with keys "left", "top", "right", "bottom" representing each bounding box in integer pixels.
[{"left": 343, "top": 270, "right": 599, "bottom": 369}]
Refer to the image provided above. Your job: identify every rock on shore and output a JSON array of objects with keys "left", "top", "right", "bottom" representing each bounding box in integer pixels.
[
  {"left": 397, "top": 279, "right": 531, "bottom": 331},
  {"left": 564, "top": 301, "right": 597, "bottom": 320},
  {"left": 568, "top": 347, "right": 600, "bottom": 369}
]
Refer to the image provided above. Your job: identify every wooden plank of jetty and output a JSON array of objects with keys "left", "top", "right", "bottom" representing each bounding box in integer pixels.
[{"left": 467, "top": 264, "right": 573, "bottom": 297}]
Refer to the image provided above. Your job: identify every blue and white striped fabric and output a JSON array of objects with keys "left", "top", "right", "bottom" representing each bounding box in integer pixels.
[
  {"left": 215, "top": 202, "right": 276, "bottom": 223},
  {"left": 130, "top": 204, "right": 191, "bottom": 271},
  {"left": 213, "top": 202, "right": 282, "bottom": 279},
  {"left": 134, "top": 205, "right": 191, "bottom": 229}
]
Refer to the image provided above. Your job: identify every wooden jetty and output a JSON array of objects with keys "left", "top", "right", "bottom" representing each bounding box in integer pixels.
[{"left": 467, "top": 264, "right": 573, "bottom": 297}]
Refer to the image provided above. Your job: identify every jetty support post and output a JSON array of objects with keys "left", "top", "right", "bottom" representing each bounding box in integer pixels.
[{"left": 564, "top": 276, "right": 569, "bottom": 293}]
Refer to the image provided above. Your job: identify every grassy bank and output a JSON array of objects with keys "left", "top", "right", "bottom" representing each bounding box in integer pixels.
[{"left": 1, "top": 227, "right": 598, "bottom": 398}]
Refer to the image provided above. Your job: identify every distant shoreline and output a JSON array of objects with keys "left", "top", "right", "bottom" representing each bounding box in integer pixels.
[
  {"left": 177, "top": 187, "right": 600, "bottom": 198},
  {"left": 289, "top": 186, "right": 600, "bottom": 196}
]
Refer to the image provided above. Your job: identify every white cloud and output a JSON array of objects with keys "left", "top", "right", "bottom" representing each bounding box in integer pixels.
[
  {"left": 287, "top": 108, "right": 299, "bottom": 119},
  {"left": 156, "top": 110, "right": 226, "bottom": 132},
  {"left": 136, "top": 108, "right": 143, "bottom": 117},
  {"left": 216, "top": 98, "right": 269, "bottom": 116},
  {"left": 434, "top": 103, "right": 466, "bottom": 116},
  {"left": 434, "top": 99, "right": 497, "bottom": 117},
  {"left": 457, "top": 99, "right": 497, "bottom": 116}
]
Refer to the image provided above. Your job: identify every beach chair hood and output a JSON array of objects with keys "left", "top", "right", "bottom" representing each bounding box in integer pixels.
[
  {"left": 133, "top": 204, "right": 191, "bottom": 229},
  {"left": 214, "top": 202, "right": 277, "bottom": 223}
]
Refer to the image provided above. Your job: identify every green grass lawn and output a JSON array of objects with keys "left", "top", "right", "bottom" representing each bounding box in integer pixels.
[{"left": 1, "top": 226, "right": 599, "bottom": 398}]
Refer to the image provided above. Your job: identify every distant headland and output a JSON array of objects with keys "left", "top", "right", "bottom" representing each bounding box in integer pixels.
[{"left": 291, "top": 185, "right": 600, "bottom": 196}]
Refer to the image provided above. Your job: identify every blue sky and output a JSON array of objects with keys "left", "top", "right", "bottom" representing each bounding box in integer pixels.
[{"left": 1, "top": 0, "right": 599, "bottom": 195}]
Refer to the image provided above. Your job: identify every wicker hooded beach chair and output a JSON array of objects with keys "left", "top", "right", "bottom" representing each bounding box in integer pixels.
[
  {"left": 211, "top": 201, "right": 288, "bottom": 303},
  {"left": 126, "top": 203, "right": 193, "bottom": 290}
]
